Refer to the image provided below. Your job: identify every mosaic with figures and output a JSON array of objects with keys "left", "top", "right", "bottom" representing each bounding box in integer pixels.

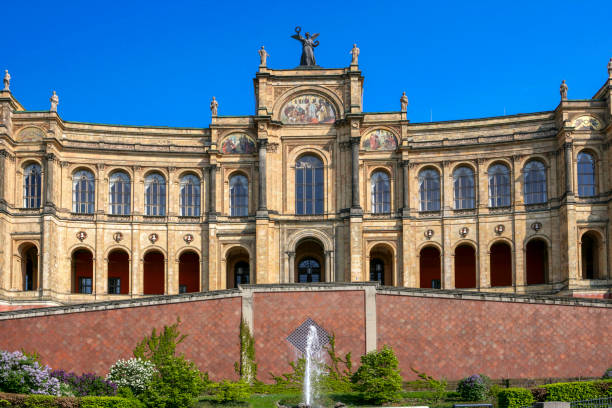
[
  {"left": 362, "top": 129, "right": 398, "bottom": 151},
  {"left": 220, "top": 133, "right": 256, "bottom": 154},
  {"left": 280, "top": 94, "right": 336, "bottom": 124}
]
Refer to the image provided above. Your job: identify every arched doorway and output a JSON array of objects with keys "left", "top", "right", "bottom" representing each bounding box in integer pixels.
[
  {"left": 143, "top": 251, "right": 165, "bottom": 295},
  {"left": 526, "top": 239, "right": 547, "bottom": 285},
  {"left": 455, "top": 244, "right": 476, "bottom": 289},
  {"left": 369, "top": 244, "right": 393, "bottom": 286},
  {"left": 295, "top": 239, "right": 325, "bottom": 283},
  {"left": 581, "top": 231, "right": 600, "bottom": 279},
  {"left": 179, "top": 251, "right": 199, "bottom": 293},
  {"left": 490, "top": 242, "right": 512, "bottom": 287},
  {"left": 20, "top": 244, "right": 38, "bottom": 291},
  {"left": 72, "top": 249, "right": 93, "bottom": 294},
  {"left": 226, "top": 247, "right": 250, "bottom": 289},
  {"left": 108, "top": 249, "right": 129, "bottom": 294},
  {"left": 420, "top": 246, "right": 441, "bottom": 289}
]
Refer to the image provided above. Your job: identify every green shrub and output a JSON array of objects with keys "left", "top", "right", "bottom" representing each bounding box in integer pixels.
[
  {"left": 351, "top": 345, "right": 402, "bottom": 404},
  {"left": 456, "top": 374, "right": 491, "bottom": 401},
  {"left": 106, "top": 359, "right": 156, "bottom": 395},
  {"left": 410, "top": 368, "right": 447, "bottom": 403},
  {"left": 81, "top": 396, "right": 143, "bottom": 408},
  {"left": 322, "top": 334, "right": 353, "bottom": 393},
  {"left": 542, "top": 380, "right": 612, "bottom": 402},
  {"left": 133, "top": 319, "right": 207, "bottom": 408},
  {"left": 210, "top": 380, "right": 251, "bottom": 403},
  {"left": 498, "top": 388, "right": 534, "bottom": 408}
]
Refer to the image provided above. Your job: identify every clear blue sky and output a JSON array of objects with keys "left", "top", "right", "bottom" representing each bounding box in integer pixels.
[{"left": 3, "top": 0, "right": 611, "bottom": 127}]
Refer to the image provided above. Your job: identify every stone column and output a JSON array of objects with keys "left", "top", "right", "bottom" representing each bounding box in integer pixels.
[
  {"left": 257, "top": 139, "right": 267, "bottom": 211},
  {"left": 402, "top": 160, "right": 410, "bottom": 214},
  {"left": 209, "top": 164, "right": 217, "bottom": 216},
  {"left": 43, "top": 153, "right": 56, "bottom": 208},
  {"left": 324, "top": 250, "right": 332, "bottom": 282},
  {"left": 564, "top": 142, "right": 573, "bottom": 195},
  {"left": 0, "top": 150, "right": 9, "bottom": 203},
  {"left": 351, "top": 137, "right": 361, "bottom": 209},
  {"left": 287, "top": 252, "right": 295, "bottom": 283}
]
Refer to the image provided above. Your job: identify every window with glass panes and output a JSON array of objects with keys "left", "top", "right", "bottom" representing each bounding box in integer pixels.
[
  {"left": 453, "top": 166, "right": 475, "bottom": 209},
  {"left": 419, "top": 169, "right": 440, "bottom": 211},
  {"left": 577, "top": 152, "right": 596, "bottom": 197},
  {"left": 229, "top": 174, "right": 248, "bottom": 216},
  {"left": 108, "top": 278, "right": 121, "bottom": 294},
  {"left": 109, "top": 172, "right": 131, "bottom": 215},
  {"left": 488, "top": 164, "right": 511, "bottom": 207},
  {"left": 145, "top": 173, "right": 166, "bottom": 216},
  {"left": 371, "top": 171, "right": 391, "bottom": 214},
  {"left": 523, "top": 161, "right": 547, "bottom": 204},
  {"left": 180, "top": 174, "right": 200, "bottom": 216},
  {"left": 23, "top": 163, "right": 41, "bottom": 208},
  {"left": 295, "top": 155, "right": 324, "bottom": 215},
  {"left": 72, "top": 170, "right": 95, "bottom": 214}
]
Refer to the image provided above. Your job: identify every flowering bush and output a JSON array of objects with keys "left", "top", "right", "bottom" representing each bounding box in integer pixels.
[
  {"left": 457, "top": 374, "right": 491, "bottom": 401},
  {"left": 0, "top": 350, "right": 60, "bottom": 395},
  {"left": 51, "top": 370, "right": 117, "bottom": 397},
  {"left": 604, "top": 367, "right": 612, "bottom": 379},
  {"left": 106, "top": 358, "right": 156, "bottom": 394}
]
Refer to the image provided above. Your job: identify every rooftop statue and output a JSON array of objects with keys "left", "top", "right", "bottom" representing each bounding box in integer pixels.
[
  {"left": 350, "top": 44, "right": 360, "bottom": 65},
  {"left": 560, "top": 80, "right": 568, "bottom": 100},
  {"left": 50, "top": 90, "right": 59, "bottom": 112},
  {"left": 3, "top": 70, "right": 10, "bottom": 91},
  {"left": 291, "top": 27, "right": 319, "bottom": 67},
  {"left": 258, "top": 46, "right": 270, "bottom": 67},
  {"left": 210, "top": 96, "right": 218, "bottom": 116}
]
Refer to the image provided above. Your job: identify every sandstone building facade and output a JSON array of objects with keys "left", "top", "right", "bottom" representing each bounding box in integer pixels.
[{"left": 1, "top": 56, "right": 611, "bottom": 304}]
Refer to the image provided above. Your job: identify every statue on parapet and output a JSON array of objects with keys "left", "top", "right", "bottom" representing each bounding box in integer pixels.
[
  {"left": 560, "top": 80, "right": 568, "bottom": 100},
  {"left": 210, "top": 96, "right": 218, "bottom": 116},
  {"left": 608, "top": 58, "right": 612, "bottom": 79},
  {"left": 400, "top": 92, "right": 409, "bottom": 112},
  {"left": 258, "top": 46, "right": 270, "bottom": 67},
  {"left": 350, "top": 44, "right": 360, "bottom": 66},
  {"left": 291, "top": 27, "right": 319, "bottom": 67},
  {"left": 3, "top": 70, "right": 10, "bottom": 91},
  {"left": 50, "top": 91, "right": 59, "bottom": 112}
]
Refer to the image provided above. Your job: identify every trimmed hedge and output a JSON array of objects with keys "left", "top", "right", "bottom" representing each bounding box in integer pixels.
[
  {"left": 0, "top": 393, "right": 141, "bottom": 408},
  {"left": 541, "top": 380, "right": 612, "bottom": 401},
  {"left": 498, "top": 387, "right": 534, "bottom": 408}
]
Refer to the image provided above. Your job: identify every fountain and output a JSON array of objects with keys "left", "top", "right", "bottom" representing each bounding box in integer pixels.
[{"left": 302, "top": 325, "right": 324, "bottom": 407}]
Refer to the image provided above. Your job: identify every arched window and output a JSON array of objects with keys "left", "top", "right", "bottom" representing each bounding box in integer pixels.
[
  {"left": 418, "top": 169, "right": 440, "bottom": 211},
  {"left": 109, "top": 172, "right": 131, "bottom": 215},
  {"left": 370, "top": 258, "right": 385, "bottom": 284},
  {"left": 524, "top": 161, "right": 547, "bottom": 204},
  {"left": 23, "top": 163, "right": 41, "bottom": 208},
  {"left": 145, "top": 173, "right": 166, "bottom": 216},
  {"left": 72, "top": 169, "right": 95, "bottom": 214},
  {"left": 180, "top": 174, "right": 200, "bottom": 216},
  {"left": 577, "top": 152, "right": 596, "bottom": 197},
  {"left": 371, "top": 171, "right": 390, "bottom": 214},
  {"left": 234, "top": 261, "right": 250, "bottom": 286},
  {"left": 488, "top": 164, "right": 511, "bottom": 207},
  {"left": 298, "top": 258, "right": 321, "bottom": 282},
  {"left": 453, "top": 166, "right": 475, "bottom": 209},
  {"left": 295, "top": 155, "right": 324, "bottom": 215},
  {"left": 229, "top": 174, "right": 248, "bottom": 217}
]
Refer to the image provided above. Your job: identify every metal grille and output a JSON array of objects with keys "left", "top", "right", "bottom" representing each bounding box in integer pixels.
[
  {"left": 286, "top": 318, "right": 330, "bottom": 354},
  {"left": 570, "top": 396, "right": 612, "bottom": 408}
]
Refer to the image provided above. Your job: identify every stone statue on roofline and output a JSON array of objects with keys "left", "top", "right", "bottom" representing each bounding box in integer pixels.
[
  {"left": 291, "top": 27, "right": 319, "bottom": 67},
  {"left": 50, "top": 91, "right": 59, "bottom": 112},
  {"left": 560, "top": 80, "right": 568, "bottom": 100},
  {"left": 210, "top": 96, "right": 218, "bottom": 116},
  {"left": 350, "top": 44, "right": 360, "bottom": 65},
  {"left": 258, "top": 46, "right": 270, "bottom": 67},
  {"left": 3, "top": 70, "right": 10, "bottom": 91},
  {"left": 608, "top": 58, "right": 612, "bottom": 79},
  {"left": 400, "top": 92, "right": 409, "bottom": 112}
]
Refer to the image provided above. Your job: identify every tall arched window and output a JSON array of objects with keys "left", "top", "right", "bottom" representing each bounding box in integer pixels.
[
  {"left": 453, "top": 166, "right": 475, "bottom": 209},
  {"left": 109, "top": 171, "right": 131, "bottom": 215},
  {"left": 577, "top": 152, "right": 596, "bottom": 197},
  {"left": 234, "top": 261, "right": 250, "bottom": 286},
  {"left": 298, "top": 258, "right": 321, "bottom": 282},
  {"left": 295, "top": 155, "right": 324, "bottom": 215},
  {"left": 524, "top": 161, "right": 547, "bottom": 204},
  {"left": 72, "top": 169, "right": 95, "bottom": 214},
  {"left": 229, "top": 174, "right": 248, "bottom": 217},
  {"left": 180, "top": 174, "right": 200, "bottom": 216},
  {"left": 371, "top": 171, "right": 390, "bottom": 214},
  {"left": 488, "top": 164, "right": 511, "bottom": 207},
  {"left": 145, "top": 173, "right": 166, "bottom": 216},
  {"left": 418, "top": 168, "right": 440, "bottom": 211},
  {"left": 23, "top": 163, "right": 42, "bottom": 208}
]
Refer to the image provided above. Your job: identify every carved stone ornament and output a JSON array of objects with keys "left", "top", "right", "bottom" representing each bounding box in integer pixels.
[
  {"left": 424, "top": 229, "right": 434, "bottom": 239},
  {"left": 148, "top": 233, "right": 159, "bottom": 243},
  {"left": 351, "top": 121, "right": 359, "bottom": 129},
  {"left": 113, "top": 232, "right": 123, "bottom": 243},
  {"left": 183, "top": 234, "right": 194, "bottom": 244},
  {"left": 494, "top": 224, "right": 505, "bottom": 235},
  {"left": 76, "top": 231, "right": 87, "bottom": 242},
  {"left": 267, "top": 142, "right": 279, "bottom": 153},
  {"left": 459, "top": 227, "right": 469, "bottom": 238},
  {"left": 531, "top": 222, "right": 542, "bottom": 232}
]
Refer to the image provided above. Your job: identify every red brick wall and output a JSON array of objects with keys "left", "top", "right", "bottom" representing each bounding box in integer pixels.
[
  {"left": 0, "top": 297, "right": 241, "bottom": 380},
  {"left": 377, "top": 294, "right": 612, "bottom": 380},
  {"left": 0, "top": 304, "right": 52, "bottom": 312},
  {"left": 252, "top": 290, "right": 365, "bottom": 382}
]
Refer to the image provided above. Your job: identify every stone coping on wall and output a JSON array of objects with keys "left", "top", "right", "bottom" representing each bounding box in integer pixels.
[{"left": 0, "top": 283, "right": 610, "bottom": 321}]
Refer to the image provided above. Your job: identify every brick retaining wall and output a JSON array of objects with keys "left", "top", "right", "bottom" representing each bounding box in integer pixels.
[{"left": 0, "top": 284, "right": 610, "bottom": 381}]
